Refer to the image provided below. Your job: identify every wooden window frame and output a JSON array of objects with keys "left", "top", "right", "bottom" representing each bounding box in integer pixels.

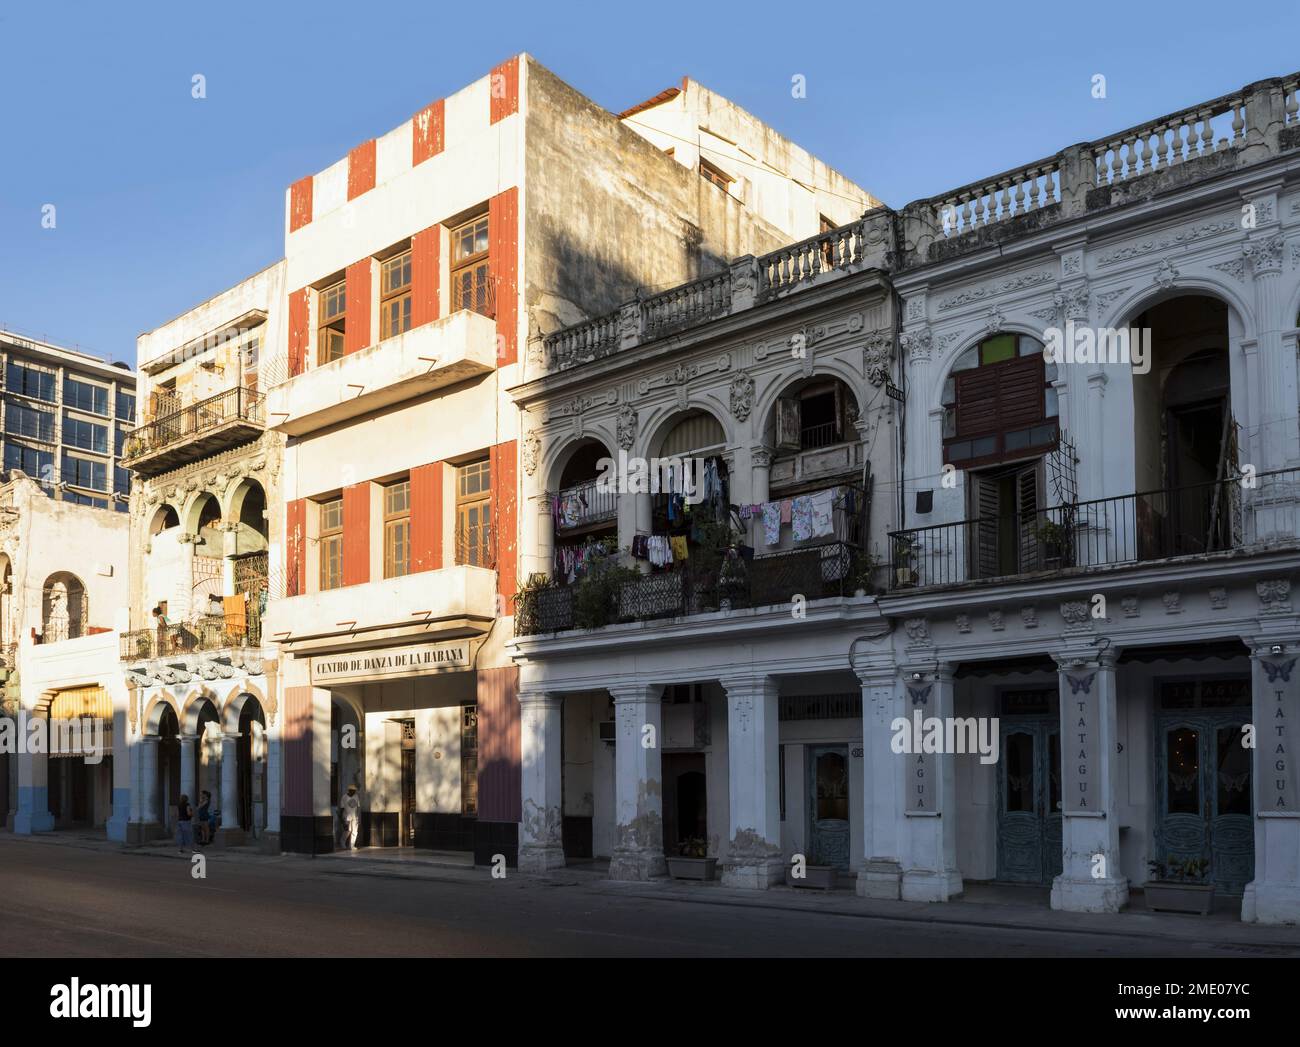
[
  {"left": 449, "top": 214, "right": 492, "bottom": 318},
  {"left": 383, "top": 478, "right": 411, "bottom": 579},
  {"left": 455, "top": 458, "right": 491, "bottom": 567},
  {"left": 379, "top": 249, "right": 412, "bottom": 341},
  {"left": 319, "top": 496, "right": 343, "bottom": 591},
  {"left": 942, "top": 336, "right": 1058, "bottom": 470},
  {"left": 318, "top": 279, "right": 347, "bottom": 365},
  {"left": 699, "top": 158, "right": 733, "bottom": 192}
]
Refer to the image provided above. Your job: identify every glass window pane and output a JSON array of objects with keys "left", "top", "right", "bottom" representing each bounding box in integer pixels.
[
  {"left": 1216, "top": 726, "right": 1250, "bottom": 816},
  {"left": 1005, "top": 732, "right": 1034, "bottom": 812},
  {"left": 1018, "top": 335, "right": 1044, "bottom": 356},
  {"left": 980, "top": 334, "right": 1015, "bottom": 365},
  {"left": 1166, "top": 728, "right": 1200, "bottom": 815},
  {"left": 951, "top": 346, "right": 978, "bottom": 372}
]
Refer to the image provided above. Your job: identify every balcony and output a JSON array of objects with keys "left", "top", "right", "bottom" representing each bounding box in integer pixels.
[
  {"left": 554, "top": 477, "right": 618, "bottom": 533},
  {"left": 267, "top": 310, "right": 498, "bottom": 437},
  {"left": 121, "top": 386, "right": 264, "bottom": 476},
  {"left": 515, "top": 541, "right": 870, "bottom": 636},
  {"left": 887, "top": 469, "right": 1300, "bottom": 591},
  {"left": 265, "top": 563, "right": 499, "bottom": 646},
  {"left": 120, "top": 612, "right": 263, "bottom": 662}
]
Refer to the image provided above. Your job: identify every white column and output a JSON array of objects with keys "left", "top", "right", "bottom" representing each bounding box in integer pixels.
[
  {"left": 900, "top": 662, "right": 963, "bottom": 902},
  {"left": 141, "top": 736, "right": 160, "bottom": 827},
  {"left": 719, "top": 675, "right": 783, "bottom": 888},
  {"left": 749, "top": 448, "right": 771, "bottom": 549},
  {"left": 1050, "top": 649, "right": 1128, "bottom": 913},
  {"left": 220, "top": 733, "right": 240, "bottom": 835},
  {"left": 518, "top": 690, "right": 566, "bottom": 872},
  {"left": 855, "top": 653, "right": 903, "bottom": 898},
  {"left": 536, "top": 499, "right": 555, "bottom": 577},
  {"left": 1242, "top": 631, "right": 1300, "bottom": 924},
  {"left": 633, "top": 493, "right": 652, "bottom": 574},
  {"left": 608, "top": 683, "right": 666, "bottom": 880},
  {"left": 14, "top": 711, "right": 53, "bottom": 833},
  {"left": 616, "top": 492, "right": 638, "bottom": 568},
  {"left": 1245, "top": 231, "right": 1297, "bottom": 470},
  {"left": 179, "top": 734, "right": 197, "bottom": 803}
]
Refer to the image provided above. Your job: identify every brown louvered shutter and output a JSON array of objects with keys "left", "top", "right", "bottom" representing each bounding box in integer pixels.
[
  {"left": 999, "top": 355, "right": 1046, "bottom": 430},
  {"left": 970, "top": 472, "right": 1002, "bottom": 579},
  {"left": 1015, "top": 462, "right": 1041, "bottom": 572},
  {"left": 955, "top": 367, "right": 1000, "bottom": 438}
]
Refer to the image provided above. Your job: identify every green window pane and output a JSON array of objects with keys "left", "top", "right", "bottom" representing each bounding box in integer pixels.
[{"left": 980, "top": 334, "right": 1015, "bottom": 365}]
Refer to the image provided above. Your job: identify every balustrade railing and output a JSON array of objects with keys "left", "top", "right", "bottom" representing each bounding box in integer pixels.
[
  {"left": 554, "top": 477, "right": 618, "bottom": 531},
  {"left": 122, "top": 386, "right": 264, "bottom": 462},
  {"left": 515, "top": 540, "right": 868, "bottom": 636},
  {"left": 888, "top": 469, "right": 1300, "bottom": 591}
]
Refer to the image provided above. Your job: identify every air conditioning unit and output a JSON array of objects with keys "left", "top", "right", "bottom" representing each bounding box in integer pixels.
[{"left": 598, "top": 720, "right": 616, "bottom": 745}]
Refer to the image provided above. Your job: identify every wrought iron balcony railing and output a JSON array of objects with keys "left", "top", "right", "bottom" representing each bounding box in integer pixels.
[
  {"left": 554, "top": 477, "right": 618, "bottom": 532},
  {"left": 121, "top": 386, "right": 264, "bottom": 472},
  {"left": 119, "top": 610, "right": 263, "bottom": 662},
  {"left": 515, "top": 541, "right": 871, "bottom": 636},
  {"left": 887, "top": 469, "right": 1300, "bottom": 591}
]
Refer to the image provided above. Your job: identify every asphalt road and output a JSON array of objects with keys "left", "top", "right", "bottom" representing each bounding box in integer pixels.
[{"left": 0, "top": 837, "right": 1295, "bottom": 958}]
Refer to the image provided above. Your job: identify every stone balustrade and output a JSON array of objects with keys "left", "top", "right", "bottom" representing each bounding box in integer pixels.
[{"left": 531, "top": 70, "right": 1300, "bottom": 375}]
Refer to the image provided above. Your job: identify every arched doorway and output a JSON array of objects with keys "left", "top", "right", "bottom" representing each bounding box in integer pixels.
[
  {"left": 235, "top": 696, "right": 267, "bottom": 833},
  {"left": 331, "top": 697, "right": 363, "bottom": 846},
  {"left": 1131, "top": 295, "right": 1235, "bottom": 558},
  {"left": 156, "top": 705, "right": 180, "bottom": 829},
  {"left": 41, "top": 572, "right": 86, "bottom": 642}
]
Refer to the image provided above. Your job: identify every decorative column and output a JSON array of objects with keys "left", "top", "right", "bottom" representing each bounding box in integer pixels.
[
  {"left": 720, "top": 675, "right": 783, "bottom": 888},
  {"left": 1050, "top": 647, "right": 1128, "bottom": 913},
  {"left": 608, "top": 683, "right": 667, "bottom": 880},
  {"left": 179, "top": 734, "right": 197, "bottom": 805},
  {"left": 854, "top": 648, "right": 903, "bottom": 898},
  {"left": 218, "top": 732, "right": 242, "bottom": 844},
  {"left": 634, "top": 492, "right": 652, "bottom": 575},
  {"left": 749, "top": 447, "right": 771, "bottom": 549},
  {"left": 174, "top": 532, "right": 200, "bottom": 621},
  {"left": 140, "top": 735, "right": 160, "bottom": 830},
  {"left": 1243, "top": 227, "right": 1297, "bottom": 470},
  {"left": 899, "top": 659, "right": 963, "bottom": 901},
  {"left": 518, "top": 690, "right": 566, "bottom": 872},
  {"left": 536, "top": 498, "right": 555, "bottom": 577},
  {"left": 14, "top": 710, "right": 54, "bottom": 834},
  {"left": 264, "top": 660, "right": 281, "bottom": 839},
  {"left": 1242, "top": 594, "right": 1300, "bottom": 925}
]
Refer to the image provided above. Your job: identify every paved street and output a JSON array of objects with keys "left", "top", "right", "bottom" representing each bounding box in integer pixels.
[{"left": 2, "top": 836, "right": 1298, "bottom": 958}]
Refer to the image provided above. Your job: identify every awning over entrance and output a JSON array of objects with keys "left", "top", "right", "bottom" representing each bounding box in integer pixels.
[{"left": 48, "top": 686, "right": 113, "bottom": 757}]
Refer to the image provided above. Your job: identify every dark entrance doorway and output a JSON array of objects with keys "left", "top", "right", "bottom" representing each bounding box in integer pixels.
[
  {"left": 1154, "top": 677, "right": 1254, "bottom": 895},
  {"left": 807, "top": 745, "right": 850, "bottom": 869},
  {"left": 399, "top": 719, "right": 416, "bottom": 847},
  {"left": 996, "top": 688, "right": 1063, "bottom": 884}
]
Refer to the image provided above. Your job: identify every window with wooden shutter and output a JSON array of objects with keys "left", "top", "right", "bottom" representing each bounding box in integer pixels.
[
  {"left": 943, "top": 334, "right": 1058, "bottom": 468},
  {"left": 968, "top": 460, "right": 1043, "bottom": 578},
  {"left": 775, "top": 397, "right": 801, "bottom": 451}
]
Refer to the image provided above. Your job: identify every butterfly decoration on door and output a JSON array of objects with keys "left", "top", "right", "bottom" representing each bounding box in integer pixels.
[
  {"left": 908, "top": 684, "right": 932, "bottom": 707},
  {"left": 1066, "top": 671, "right": 1097, "bottom": 695},
  {"left": 1262, "top": 658, "right": 1296, "bottom": 684}
]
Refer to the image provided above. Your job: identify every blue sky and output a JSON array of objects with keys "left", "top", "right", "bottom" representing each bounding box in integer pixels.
[{"left": 2, "top": 0, "right": 1297, "bottom": 364}]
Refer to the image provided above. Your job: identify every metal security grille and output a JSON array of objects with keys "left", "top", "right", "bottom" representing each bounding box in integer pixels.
[
  {"left": 461, "top": 705, "right": 478, "bottom": 816},
  {"left": 778, "top": 693, "right": 862, "bottom": 722}
]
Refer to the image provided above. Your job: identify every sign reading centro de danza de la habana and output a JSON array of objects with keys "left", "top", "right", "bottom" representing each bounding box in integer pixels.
[{"left": 310, "top": 640, "right": 471, "bottom": 685}]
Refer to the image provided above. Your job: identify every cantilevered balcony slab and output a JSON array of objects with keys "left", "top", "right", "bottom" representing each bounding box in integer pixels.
[
  {"left": 268, "top": 311, "right": 497, "bottom": 437},
  {"left": 122, "top": 386, "right": 265, "bottom": 477}
]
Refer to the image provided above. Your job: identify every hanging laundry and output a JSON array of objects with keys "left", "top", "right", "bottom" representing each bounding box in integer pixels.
[
  {"left": 761, "top": 501, "right": 782, "bottom": 546},
  {"left": 792, "top": 495, "right": 815, "bottom": 542},
  {"left": 780, "top": 499, "right": 793, "bottom": 524},
  {"left": 670, "top": 536, "right": 689, "bottom": 562},
  {"left": 809, "top": 488, "right": 835, "bottom": 538}
]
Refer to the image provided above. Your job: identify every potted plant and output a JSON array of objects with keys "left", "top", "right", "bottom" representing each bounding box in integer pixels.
[
  {"left": 716, "top": 547, "right": 748, "bottom": 610},
  {"left": 666, "top": 837, "right": 717, "bottom": 881},
  {"left": 1035, "top": 518, "right": 1070, "bottom": 570},
  {"left": 1145, "top": 857, "right": 1215, "bottom": 914},
  {"left": 786, "top": 862, "right": 838, "bottom": 890},
  {"left": 851, "top": 550, "right": 880, "bottom": 597},
  {"left": 892, "top": 535, "right": 918, "bottom": 587}
]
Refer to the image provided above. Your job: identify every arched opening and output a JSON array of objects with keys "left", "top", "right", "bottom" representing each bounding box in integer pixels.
[
  {"left": 551, "top": 438, "right": 618, "bottom": 585},
  {"left": 187, "top": 697, "right": 222, "bottom": 819},
  {"left": 228, "top": 480, "right": 269, "bottom": 646},
  {"left": 1131, "top": 295, "right": 1234, "bottom": 557},
  {"left": 191, "top": 493, "right": 224, "bottom": 616},
  {"left": 650, "top": 410, "right": 730, "bottom": 535},
  {"left": 0, "top": 555, "right": 13, "bottom": 649},
  {"left": 156, "top": 704, "right": 180, "bottom": 828},
  {"left": 235, "top": 696, "right": 267, "bottom": 834},
  {"left": 938, "top": 333, "right": 1060, "bottom": 578},
  {"left": 761, "top": 376, "right": 867, "bottom": 552},
  {"left": 41, "top": 572, "right": 86, "bottom": 642},
  {"left": 149, "top": 504, "right": 180, "bottom": 535}
]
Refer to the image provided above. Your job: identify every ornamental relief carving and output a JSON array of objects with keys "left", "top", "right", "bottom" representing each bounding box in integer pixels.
[{"left": 728, "top": 373, "right": 755, "bottom": 422}]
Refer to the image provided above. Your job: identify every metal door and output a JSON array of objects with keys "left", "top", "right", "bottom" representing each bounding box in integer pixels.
[
  {"left": 996, "top": 719, "right": 1062, "bottom": 883},
  {"left": 807, "top": 746, "right": 850, "bottom": 869}
]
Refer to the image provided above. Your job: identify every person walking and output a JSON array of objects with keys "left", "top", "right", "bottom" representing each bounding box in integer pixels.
[
  {"left": 177, "top": 794, "right": 195, "bottom": 853},
  {"left": 340, "top": 784, "right": 362, "bottom": 851},
  {"left": 196, "top": 790, "right": 213, "bottom": 845}
]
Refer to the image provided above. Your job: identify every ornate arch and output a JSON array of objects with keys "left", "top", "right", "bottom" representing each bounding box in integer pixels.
[
  {"left": 638, "top": 401, "right": 732, "bottom": 460},
  {"left": 222, "top": 682, "right": 271, "bottom": 733},
  {"left": 143, "top": 693, "right": 182, "bottom": 736},
  {"left": 752, "top": 360, "right": 867, "bottom": 440},
  {"left": 539, "top": 432, "right": 616, "bottom": 494}
]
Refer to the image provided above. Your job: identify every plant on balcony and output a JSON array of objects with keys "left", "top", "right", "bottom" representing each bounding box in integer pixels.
[
  {"left": 892, "top": 535, "right": 918, "bottom": 586},
  {"left": 1145, "top": 857, "right": 1215, "bottom": 915},
  {"left": 851, "top": 550, "right": 881, "bottom": 596},
  {"left": 1034, "top": 518, "right": 1071, "bottom": 568},
  {"left": 573, "top": 559, "right": 640, "bottom": 630}
]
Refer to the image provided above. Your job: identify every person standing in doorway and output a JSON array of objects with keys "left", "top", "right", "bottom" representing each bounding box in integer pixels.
[
  {"left": 176, "top": 794, "right": 194, "bottom": 853},
  {"left": 340, "top": 784, "right": 361, "bottom": 851}
]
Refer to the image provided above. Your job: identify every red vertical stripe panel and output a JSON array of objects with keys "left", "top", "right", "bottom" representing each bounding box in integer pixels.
[
  {"left": 490, "top": 440, "right": 517, "bottom": 604},
  {"left": 409, "top": 462, "right": 442, "bottom": 573},
  {"left": 283, "top": 686, "right": 315, "bottom": 816},
  {"left": 411, "top": 226, "right": 441, "bottom": 329},
  {"left": 488, "top": 188, "right": 518, "bottom": 366},
  {"left": 475, "top": 666, "right": 520, "bottom": 822},
  {"left": 342, "top": 483, "right": 369, "bottom": 587},
  {"left": 344, "top": 259, "right": 372, "bottom": 355},
  {"left": 285, "top": 499, "right": 306, "bottom": 597},
  {"left": 289, "top": 176, "right": 313, "bottom": 232},
  {"left": 412, "top": 99, "right": 445, "bottom": 165},
  {"left": 347, "top": 139, "right": 377, "bottom": 199},
  {"left": 288, "top": 288, "right": 310, "bottom": 377},
  {"left": 489, "top": 56, "right": 519, "bottom": 124}
]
